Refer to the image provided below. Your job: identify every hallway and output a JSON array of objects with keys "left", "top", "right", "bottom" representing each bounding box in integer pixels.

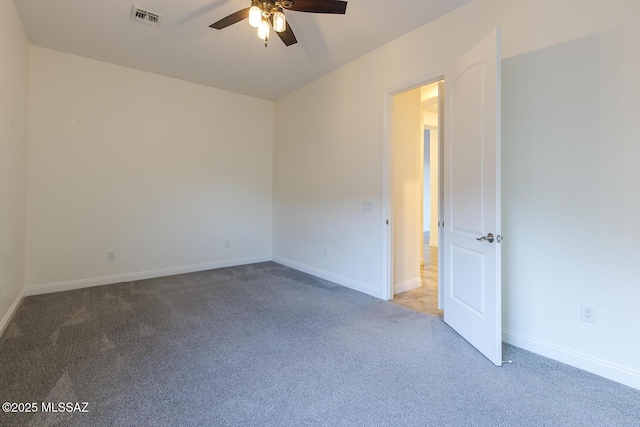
[{"left": 392, "top": 233, "right": 443, "bottom": 317}]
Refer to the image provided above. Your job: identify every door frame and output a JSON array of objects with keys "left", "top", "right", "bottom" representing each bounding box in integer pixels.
[{"left": 382, "top": 72, "right": 445, "bottom": 301}]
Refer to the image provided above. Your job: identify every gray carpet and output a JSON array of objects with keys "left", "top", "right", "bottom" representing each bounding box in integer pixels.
[{"left": 0, "top": 262, "right": 638, "bottom": 426}]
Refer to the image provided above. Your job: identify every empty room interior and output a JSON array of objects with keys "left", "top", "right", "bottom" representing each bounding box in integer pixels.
[{"left": 1, "top": 0, "right": 639, "bottom": 425}]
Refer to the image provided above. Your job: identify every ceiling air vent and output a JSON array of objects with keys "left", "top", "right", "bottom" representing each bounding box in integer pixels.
[{"left": 131, "top": 6, "right": 161, "bottom": 26}]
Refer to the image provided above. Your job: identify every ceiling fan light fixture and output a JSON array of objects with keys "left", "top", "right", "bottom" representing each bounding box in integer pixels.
[
  {"left": 249, "top": 5, "right": 262, "bottom": 28},
  {"left": 257, "top": 17, "right": 270, "bottom": 41},
  {"left": 273, "top": 9, "right": 286, "bottom": 33}
]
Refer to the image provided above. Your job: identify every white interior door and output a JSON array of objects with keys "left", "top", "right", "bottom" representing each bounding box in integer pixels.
[{"left": 443, "top": 30, "right": 502, "bottom": 366}]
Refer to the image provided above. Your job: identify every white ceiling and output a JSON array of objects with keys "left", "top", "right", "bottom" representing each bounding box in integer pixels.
[{"left": 15, "top": 0, "right": 470, "bottom": 100}]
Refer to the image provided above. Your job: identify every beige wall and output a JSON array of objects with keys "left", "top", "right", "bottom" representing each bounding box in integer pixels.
[
  {"left": 0, "top": 0, "right": 29, "bottom": 333},
  {"left": 26, "top": 47, "right": 274, "bottom": 292},
  {"left": 273, "top": 0, "right": 640, "bottom": 388},
  {"left": 391, "top": 88, "right": 422, "bottom": 293}
]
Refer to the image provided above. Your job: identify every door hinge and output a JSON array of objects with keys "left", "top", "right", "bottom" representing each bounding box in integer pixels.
[{"left": 386, "top": 219, "right": 389, "bottom": 225}]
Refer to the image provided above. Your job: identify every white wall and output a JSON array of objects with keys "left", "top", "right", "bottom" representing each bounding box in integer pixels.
[
  {"left": 26, "top": 47, "right": 273, "bottom": 293},
  {"left": 421, "top": 85, "right": 440, "bottom": 246},
  {"left": 423, "top": 131, "right": 430, "bottom": 232},
  {"left": 428, "top": 129, "right": 439, "bottom": 247},
  {"left": 273, "top": 0, "right": 640, "bottom": 389},
  {"left": 0, "top": 0, "right": 29, "bottom": 334},
  {"left": 272, "top": 57, "right": 387, "bottom": 298}
]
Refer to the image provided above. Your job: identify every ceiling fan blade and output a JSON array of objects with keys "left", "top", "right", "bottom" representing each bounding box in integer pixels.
[
  {"left": 275, "top": 23, "right": 298, "bottom": 46},
  {"left": 285, "top": 0, "right": 347, "bottom": 14},
  {"left": 209, "top": 7, "right": 251, "bottom": 29}
]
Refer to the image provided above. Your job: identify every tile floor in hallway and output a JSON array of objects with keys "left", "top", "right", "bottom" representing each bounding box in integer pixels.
[{"left": 392, "top": 233, "right": 443, "bottom": 317}]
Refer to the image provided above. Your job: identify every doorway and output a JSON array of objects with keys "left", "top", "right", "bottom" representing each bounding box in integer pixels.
[
  {"left": 390, "top": 79, "right": 444, "bottom": 317},
  {"left": 383, "top": 30, "right": 502, "bottom": 365}
]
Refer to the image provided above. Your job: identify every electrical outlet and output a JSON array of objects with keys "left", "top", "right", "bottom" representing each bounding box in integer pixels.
[
  {"left": 108, "top": 251, "right": 115, "bottom": 261},
  {"left": 225, "top": 241, "right": 231, "bottom": 249},
  {"left": 581, "top": 305, "right": 596, "bottom": 324},
  {"left": 323, "top": 249, "right": 329, "bottom": 258}
]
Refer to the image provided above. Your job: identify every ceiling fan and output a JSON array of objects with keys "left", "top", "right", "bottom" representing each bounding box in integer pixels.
[{"left": 209, "top": 0, "right": 348, "bottom": 47}]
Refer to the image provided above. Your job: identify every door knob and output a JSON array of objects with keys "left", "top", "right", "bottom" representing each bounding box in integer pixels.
[{"left": 476, "top": 233, "right": 494, "bottom": 243}]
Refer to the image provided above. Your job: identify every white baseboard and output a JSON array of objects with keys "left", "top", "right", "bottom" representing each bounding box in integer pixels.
[
  {"left": 0, "top": 288, "right": 25, "bottom": 338},
  {"left": 503, "top": 328, "right": 640, "bottom": 391},
  {"left": 24, "top": 256, "right": 272, "bottom": 296},
  {"left": 272, "top": 256, "right": 386, "bottom": 299},
  {"left": 394, "top": 278, "right": 422, "bottom": 295}
]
